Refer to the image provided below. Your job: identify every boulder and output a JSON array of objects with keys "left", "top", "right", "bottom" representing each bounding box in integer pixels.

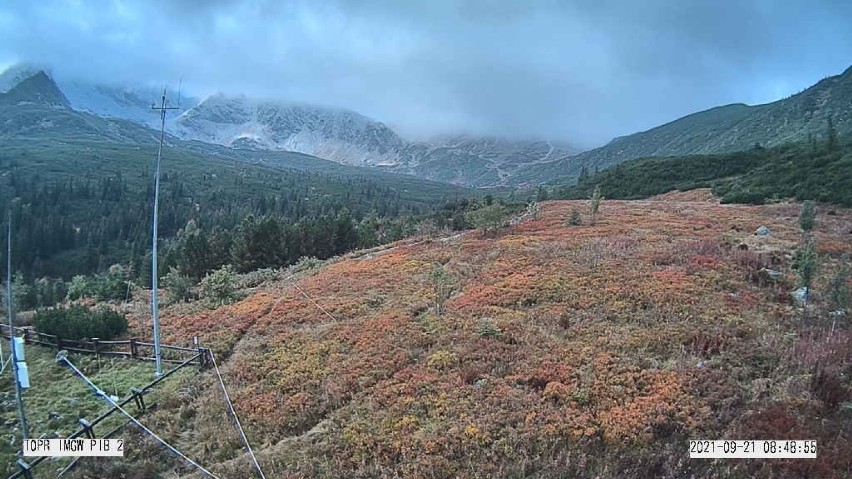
[
  {"left": 791, "top": 287, "right": 812, "bottom": 305},
  {"left": 755, "top": 225, "right": 771, "bottom": 236}
]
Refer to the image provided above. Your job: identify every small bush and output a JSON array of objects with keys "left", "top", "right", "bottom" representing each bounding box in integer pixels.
[
  {"left": 427, "top": 350, "right": 458, "bottom": 370},
  {"left": 566, "top": 208, "right": 582, "bottom": 226},
  {"left": 465, "top": 204, "right": 507, "bottom": 236},
  {"left": 162, "top": 267, "right": 196, "bottom": 304},
  {"left": 589, "top": 186, "right": 604, "bottom": 225},
  {"left": 237, "top": 267, "right": 282, "bottom": 289},
  {"left": 200, "top": 264, "right": 239, "bottom": 307},
  {"left": 793, "top": 239, "right": 819, "bottom": 294},
  {"left": 430, "top": 265, "right": 455, "bottom": 315},
  {"left": 293, "top": 256, "right": 323, "bottom": 273},
  {"left": 95, "top": 264, "right": 131, "bottom": 302},
  {"left": 799, "top": 200, "right": 816, "bottom": 232},
  {"left": 811, "top": 366, "right": 848, "bottom": 410},
  {"left": 67, "top": 275, "right": 92, "bottom": 301},
  {"left": 526, "top": 201, "right": 541, "bottom": 220},
  {"left": 828, "top": 254, "right": 850, "bottom": 313},
  {"left": 35, "top": 305, "right": 127, "bottom": 340},
  {"left": 477, "top": 320, "right": 502, "bottom": 338},
  {"left": 66, "top": 265, "right": 132, "bottom": 302}
]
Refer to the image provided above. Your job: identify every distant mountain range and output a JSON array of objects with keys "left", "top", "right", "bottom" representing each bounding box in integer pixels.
[
  {"left": 1, "top": 63, "right": 850, "bottom": 188},
  {"left": 0, "top": 65, "right": 581, "bottom": 187}
]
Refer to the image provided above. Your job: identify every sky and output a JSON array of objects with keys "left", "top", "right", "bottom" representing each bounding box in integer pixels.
[{"left": 0, "top": 0, "right": 850, "bottom": 147}]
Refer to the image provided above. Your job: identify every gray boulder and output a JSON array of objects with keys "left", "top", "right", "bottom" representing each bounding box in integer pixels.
[{"left": 791, "top": 287, "right": 812, "bottom": 305}]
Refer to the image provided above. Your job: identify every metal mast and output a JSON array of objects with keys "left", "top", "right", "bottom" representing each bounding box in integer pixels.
[
  {"left": 7, "top": 210, "right": 29, "bottom": 439},
  {"left": 150, "top": 89, "right": 178, "bottom": 377}
]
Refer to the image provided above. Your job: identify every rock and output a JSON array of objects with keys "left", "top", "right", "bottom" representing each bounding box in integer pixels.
[
  {"left": 474, "top": 378, "right": 488, "bottom": 389},
  {"left": 755, "top": 225, "right": 771, "bottom": 236},
  {"left": 791, "top": 287, "right": 812, "bottom": 305}
]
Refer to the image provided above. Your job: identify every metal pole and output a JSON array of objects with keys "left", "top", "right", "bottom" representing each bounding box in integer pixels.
[
  {"left": 7, "top": 210, "right": 29, "bottom": 440},
  {"left": 150, "top": 88, "right": 179, "bottom": 378},
  {"left": 151, "top": 89, "right": 166, "bottom": 377}
]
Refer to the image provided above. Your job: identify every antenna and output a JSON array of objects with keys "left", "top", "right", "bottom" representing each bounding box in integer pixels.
[
  {"left": 7, "top": 209, "right": 29, "bottom": 440},
  {"left": 150, "top": 87, "right": 179, "bottom": 377}
]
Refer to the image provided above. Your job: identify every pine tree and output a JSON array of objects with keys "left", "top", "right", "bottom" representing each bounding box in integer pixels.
[
  {"left": 827, "top": 116, "right": 838, "bottom": 152},
  {"left": 799, "top": 200, "right": 816, "bottom": 233},
  {"left": 589, "top": 186, "right": 604, "bottom": 225}
]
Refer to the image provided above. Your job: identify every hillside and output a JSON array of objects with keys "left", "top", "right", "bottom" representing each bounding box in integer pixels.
[
  {"left": 558, "top": 139, "right": 852, "bottom": 207},
  {"left": 66, "top": 198, "right": 852, "bottom": 478},
  {"left": 517, "top": 65, "right": 852, "bottom": 184},
  {"left": 399, "top": 135, "right": 577, "bottom": 188}
]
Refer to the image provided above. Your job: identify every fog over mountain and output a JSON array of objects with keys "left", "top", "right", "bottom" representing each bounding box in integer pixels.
[{"left": 1, "top": 0, "right": 851, "bottom": 148}]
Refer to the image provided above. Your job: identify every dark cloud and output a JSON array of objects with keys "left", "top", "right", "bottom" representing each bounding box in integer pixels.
[{"left": 1, "top": 0, "right": 850, "bottom": 147}]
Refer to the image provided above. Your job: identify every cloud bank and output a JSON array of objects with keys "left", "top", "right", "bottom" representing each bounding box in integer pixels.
[{"left": 1, "top": 0, "right": 850, "bottom": 146}]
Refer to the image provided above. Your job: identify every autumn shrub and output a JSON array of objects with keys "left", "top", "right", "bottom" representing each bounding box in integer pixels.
[
  {"left": 811, "top": 365, "right": 849, "bottom": 410},
  {"left": 427, "top": 350, "right": 458, "bottom": 370}
]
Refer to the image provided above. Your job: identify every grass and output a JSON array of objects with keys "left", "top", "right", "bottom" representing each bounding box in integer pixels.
[{"left": 1, "top": 344, "right": 196, "bottom": 478}]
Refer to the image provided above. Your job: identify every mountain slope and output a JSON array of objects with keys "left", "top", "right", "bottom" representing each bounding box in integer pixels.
[
  {"left": 0, "top": 63, "right": 43, "bottom": 93},
  {"left": 174, "top": 94, "right": 406, "bottom": 166},
  {"left": 0, "top": 71, "right": 70, "bottom": 108},
  {"left": 558, "top": 140, "right": 852, "bottom": 207},
  {"left": 519, "top": 65, "right": 852, "bottom": 184},
  {"left": 103, "top": 198, "right": 852, "bottom": 478},
  {"left": 391, "top": 135, "right": 578, "bottom": 187},
  {"left": 0, "top": 64, "right": 199, "bottom": 129},
  {"left": 0, "top": 73, "right": 160, "bottom": 143},
  {"left": 60, "top": 81, "right": 199, "bottom": 130}
]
